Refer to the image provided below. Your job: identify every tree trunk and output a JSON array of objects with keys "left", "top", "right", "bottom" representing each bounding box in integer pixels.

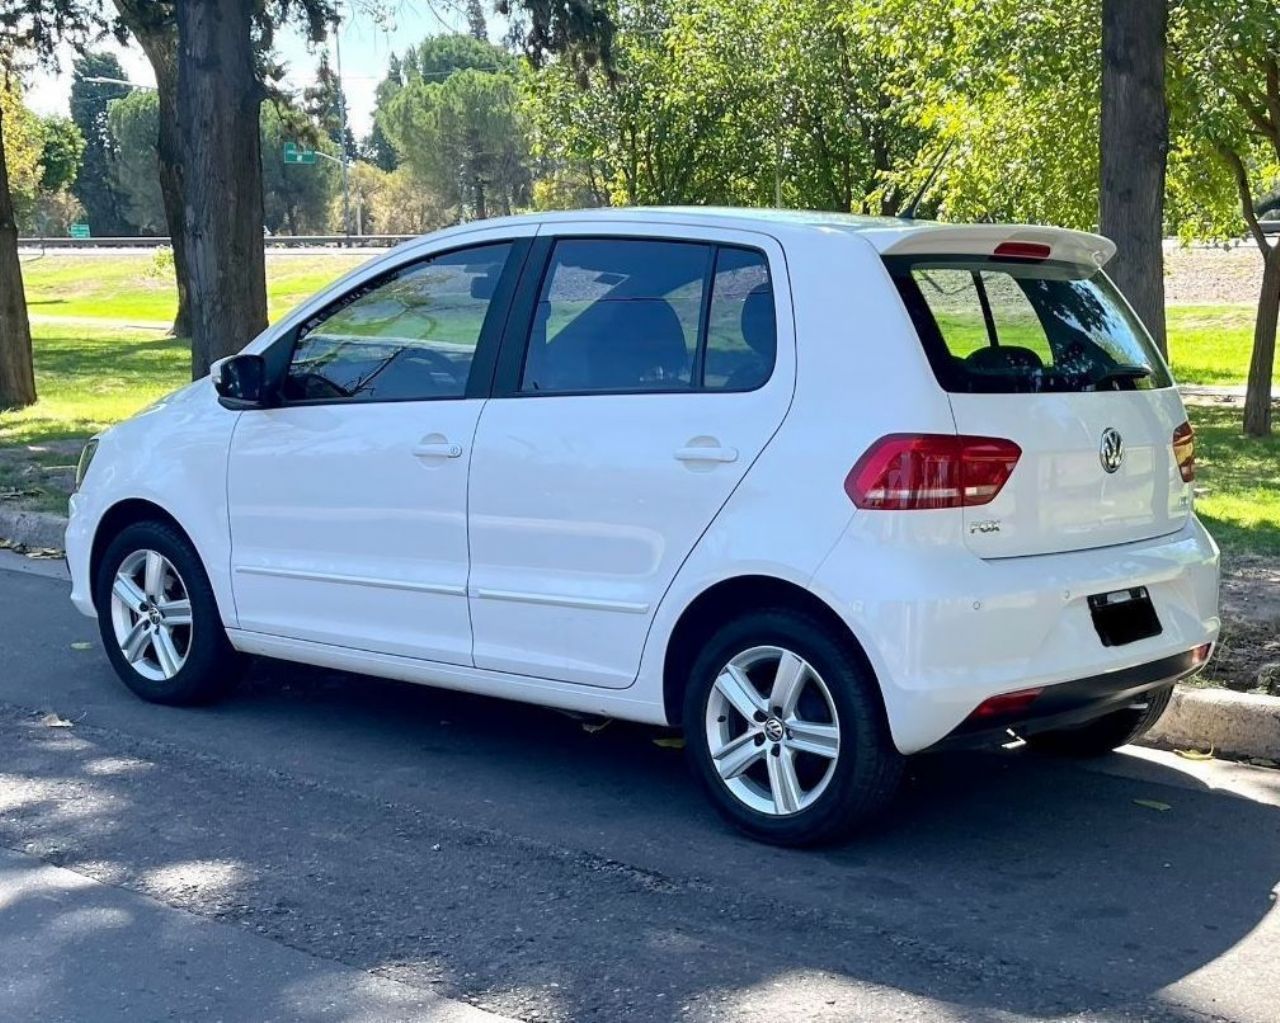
[
  {"left": 1243, "top": 245, "right": 1280, "bottom": 437},
  {"left": 0, "top": 102, "right": 36, "bottom": 410},
  {"left": 114, "top": 3, "right": 191, "bottom": 338},
  {"left": 1099, "top": 0, "right": 1169, "bottom": 357},
  {"left": 176, "top": 0, "right": 268, "bottom": 379}
]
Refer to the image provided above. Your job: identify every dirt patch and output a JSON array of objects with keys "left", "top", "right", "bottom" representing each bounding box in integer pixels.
[
  {"left": 1206, "top": 554, "right": 1280, "bottom": 695},
  {"left": 1164, "top": 243, "right": 1268, "bottom": 305}
]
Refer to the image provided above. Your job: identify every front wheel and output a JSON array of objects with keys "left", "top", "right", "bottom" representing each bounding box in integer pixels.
[
  {"left": 94, "top": 520, "right": 244, "bottom": 705},
  {"left": 1026, "top": 683, "right": 1174, "bottom": 757},
  {"left": 683, "top": 609, "right": 903, "bottom": 846}
]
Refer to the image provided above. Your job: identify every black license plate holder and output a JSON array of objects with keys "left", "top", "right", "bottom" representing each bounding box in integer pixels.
[{"left": 1087, "top": 586, "right": 1162, "bottom": 647}]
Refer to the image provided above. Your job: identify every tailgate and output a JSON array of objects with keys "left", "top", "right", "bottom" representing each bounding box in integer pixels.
[{"left": 950, "top": 389, "right": 1191, "bottom": 558}]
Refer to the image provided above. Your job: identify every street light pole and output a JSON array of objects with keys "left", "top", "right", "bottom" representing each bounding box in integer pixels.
[{"left": 333, "top": 14, "right": 353, "bottom": 244}]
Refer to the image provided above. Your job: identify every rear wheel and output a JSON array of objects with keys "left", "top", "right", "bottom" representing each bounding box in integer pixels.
[
  {"left": 1026, "top": 684, "right": 1173, "bottom": 757},
  {"left": 683, "top": 609, "right": 903, "bottom": 846},
  {"left": 94, "top": 520, "right": 244, "bottom": 705}
]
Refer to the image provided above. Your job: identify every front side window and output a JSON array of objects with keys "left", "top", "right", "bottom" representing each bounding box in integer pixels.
[
  {"left": 888, "top": 256, "right": 1172, "bottom": 393},
  {"left": 283, "top": 242, "right": 512, "bottom": 403},
  {"left": 521, "top": 238, "right": 775, "bottom": 395}
]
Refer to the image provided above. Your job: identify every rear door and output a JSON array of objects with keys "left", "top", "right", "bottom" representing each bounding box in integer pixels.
[
  {"left": 466, "top": 225, "right": 794, "bottom": 687},
  {"left": 888, "top": 255, "right": 1192, "bottom": 558}
]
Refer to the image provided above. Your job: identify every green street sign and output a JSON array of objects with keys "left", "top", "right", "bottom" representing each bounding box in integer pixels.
[
  {"left": 283, "top": 141, "right": 316, "bottom": 165},
  {"left": 69, "top": 223, "right": 91, "bottom": 239}
]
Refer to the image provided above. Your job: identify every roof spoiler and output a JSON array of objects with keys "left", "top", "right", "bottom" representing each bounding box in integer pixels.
[{"left": 875, "top": 225, "right": 1116, "bottom": 269}]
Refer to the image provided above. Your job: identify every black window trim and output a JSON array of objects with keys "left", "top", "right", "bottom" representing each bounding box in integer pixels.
[
  {"left": 489, "top": 232, "right": 778, "bottom": 400},
  {"left": 265, "top": 236, "right": 533, "bottom": 408}
]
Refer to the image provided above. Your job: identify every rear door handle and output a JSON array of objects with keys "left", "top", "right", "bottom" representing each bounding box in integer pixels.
[{"left": 674, "top": 445, "right": 738, "bottom": 464}]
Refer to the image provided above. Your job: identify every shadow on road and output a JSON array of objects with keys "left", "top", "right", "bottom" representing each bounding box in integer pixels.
[{"left": 1, "top": 583, "right": 1277, "bottom": 1023}]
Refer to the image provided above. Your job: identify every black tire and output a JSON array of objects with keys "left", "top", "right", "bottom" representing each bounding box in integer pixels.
[
  {"left": 683, "top": 608, "right": 903, "bottom": 846},
  {"left": 93, "top": 520, "right": 244, "bottom": 705},
  {"left": 1026, "top": 683, "right": 1173, "bottom": 757}
]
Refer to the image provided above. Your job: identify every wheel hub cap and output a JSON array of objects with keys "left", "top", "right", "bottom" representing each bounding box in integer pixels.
[
  {"left": 704, "top": 645, "right": 842, "bottom": 817},
  {"left": 109, "top": 549, "right": 194, "bottom": 683}
]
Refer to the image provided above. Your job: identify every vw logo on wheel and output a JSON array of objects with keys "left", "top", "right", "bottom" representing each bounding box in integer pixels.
[{"left": 1099, "top": 427, "right": 1124, "bottom": 474}]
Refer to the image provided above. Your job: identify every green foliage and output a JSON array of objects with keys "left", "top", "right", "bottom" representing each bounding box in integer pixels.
[
  {"left": 36, "top": 115, "right": 84, "bottom": 192},
  {"left": 0, "top": 81, "right": 42, "bottom": 222},
  {"left": 106, "top": 89, "right": 165, "bottom": 233},
  {"left": 261, "top": 100, "right": 341, "bottom": 234},
  {"left": 1166, "top": 0, "right": 1280, "bottom": 243},
  {"left": 303, "top": 50, "right": 356, "bottom": 160},
  {"left": 69, "top": 52, "right": 136, "bottom": 236},
  {"left": 382, "top": 41, "right": 530, "bottom": 219}
]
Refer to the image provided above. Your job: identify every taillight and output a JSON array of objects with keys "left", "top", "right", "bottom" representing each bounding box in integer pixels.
[
  {"left": 845, "top": 434, "right": 1022, "bottom": 510},
  {"left": 1172, "top": 421, "right": 1195, "bottom": 483}
]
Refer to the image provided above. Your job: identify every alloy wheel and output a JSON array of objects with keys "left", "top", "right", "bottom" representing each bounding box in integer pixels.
[
  {"left": 109, "top": 549, "right": 194, "bottom": 682},
  {"left": 704, "top": 645, "right": 841, "bottom": 816}
]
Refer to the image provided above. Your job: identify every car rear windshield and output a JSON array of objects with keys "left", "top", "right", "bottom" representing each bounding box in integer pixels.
[{"left": 884, "top": 255, "right": 1173, "bottom": 393}]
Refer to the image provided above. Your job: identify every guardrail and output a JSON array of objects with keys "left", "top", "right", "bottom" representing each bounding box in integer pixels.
[{"left": 17, "top": 234, "right": 419, "bottom": 249}]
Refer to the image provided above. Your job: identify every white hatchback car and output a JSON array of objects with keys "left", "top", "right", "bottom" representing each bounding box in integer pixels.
[{"left": 68, "top": 208, "right": 1220, "bottom": 845}]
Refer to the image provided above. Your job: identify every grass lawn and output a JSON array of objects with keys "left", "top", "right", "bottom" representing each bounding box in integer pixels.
[
  {"left": 1188, "top": 404, "right": 1280, "bottom": 556},
  {"left": 20, "top": 251, "right": 371, "bottom": 325}
]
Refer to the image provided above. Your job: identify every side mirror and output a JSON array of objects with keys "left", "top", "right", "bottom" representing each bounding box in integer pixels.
[{"left": 215, "top": 354, "right": 269, "bottom": 409}]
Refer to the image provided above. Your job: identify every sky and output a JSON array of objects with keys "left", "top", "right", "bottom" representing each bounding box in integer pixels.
[{"left": 24, "top": 1, "right": 506, "bottom": 140}]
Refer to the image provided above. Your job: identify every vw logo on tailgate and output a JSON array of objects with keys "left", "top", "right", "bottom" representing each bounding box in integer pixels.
[{"left": 1099, "top": 427, "right": 1124, "bottom": 474}]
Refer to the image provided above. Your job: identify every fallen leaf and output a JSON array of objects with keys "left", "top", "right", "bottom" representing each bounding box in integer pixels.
[
  {"left": 653, "top": 737, "right": 685, "bottom": 750},
  {"left": 27, "top": 547, "right": 63, "bottom": 560},
  {"left": 70, "top": 641, "right": 92, "bottom": 651},
  {"left": 39, "top": 712, "right": 73, "bottom": 729},
  {"left": 1248, "top": 757, "right": 1278, "bottom": 768},
  {"left": 580, "top": 718, "right": 612, "bottom": 735},
  {"left": 1133, "top": 798, "right": 1171, "bottom": 812},
  {"left": 1174, "top": 747, "right": 1214, "bottom": 761}
]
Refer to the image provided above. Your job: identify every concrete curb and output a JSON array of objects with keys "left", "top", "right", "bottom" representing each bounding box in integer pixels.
[
  {"left": 0, "top": 507, "right": 67, "bottom": 552},
  {"left": 1143, "top": 685, "right": 1280, "bottom": 762}
]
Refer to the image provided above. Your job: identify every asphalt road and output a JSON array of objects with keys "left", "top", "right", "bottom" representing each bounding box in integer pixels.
[{"left": 1, "top": 553, "right": 1277, "bottom": 1023}]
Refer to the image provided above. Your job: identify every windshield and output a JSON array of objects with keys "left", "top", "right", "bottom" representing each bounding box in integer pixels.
[{"left": 885, "top": 256, "right": 1173, "bottom": 393}]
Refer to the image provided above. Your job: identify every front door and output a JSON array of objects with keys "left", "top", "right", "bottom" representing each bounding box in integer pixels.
[
  {"left": 228, "top": 235, "right": 525, "bottom": 664},
  {"left": 467, "top": 227, "right": 794, "bottom": 687}
]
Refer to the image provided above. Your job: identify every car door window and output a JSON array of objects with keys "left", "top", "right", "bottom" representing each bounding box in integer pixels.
[
  {"left": 283, "top": 242, "right": 512, "bottom": 403},
  {"left": 703, "top": 247, "right": 775, "bottom": 391},
  {"left": 520, "top": 238, "right": 776, "bottom": 395},
  {"left": 522, "top": 239, "right": 709, "bottom": 393}
]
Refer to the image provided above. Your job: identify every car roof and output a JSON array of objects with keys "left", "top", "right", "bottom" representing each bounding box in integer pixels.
[{"left": 420, "top": 206, "right": 1117, "bottom": 269}]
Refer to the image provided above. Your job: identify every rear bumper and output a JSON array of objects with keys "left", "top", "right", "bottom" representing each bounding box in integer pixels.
[
  {"left": 811, "top": 514, "right": 1220, "bottom": 754},
  {"left": 926, "top": 646, "right": 1208, "bottom": 750}
]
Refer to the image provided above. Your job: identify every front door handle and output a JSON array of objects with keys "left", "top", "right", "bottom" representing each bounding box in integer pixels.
[
  {"left": 413, "top": 436, "right": 463, "bottom": 459},
  {"left": 674, "top": 445, "right": 738, "bottom": 464}
]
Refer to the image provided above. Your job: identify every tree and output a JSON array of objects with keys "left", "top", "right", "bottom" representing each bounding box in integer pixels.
[
  {"left": 466, "top": 0, "right": 488, "bottom": 41},
  {"left": 361, "top": 53, "right": 403, "bottom": 171},
  {"left": 304, "top": 50, "right": 355, "bottom": 159},
  {"left": 384, "top": 63, "right": 529, "bottom": 219},
  {"left": 1100, "top": 0, "right": 1169, "bottom": 357},
  {"left": 262, "top": 100, "right": 340, "bottom": 233},
  {"left": 37, "top": 115, "right": 85, "bottom": 193},
  {"left": 69, "top": 52, "right": 135, "bottom": 235},
  {"left": 1170, "top": 0, "right": 1280, "bottom": 436},
  {"left": 107, "top": 89, "right": 166, "bottom": 232},
  {"left": 0, "top": 81, "right": 39, "bottom": 408},
  {"left": 111, "top": 0, "right": 192, "bottom": 337},
  {"left": 1, "top": 0, "right": 98, "bottom": 409}
]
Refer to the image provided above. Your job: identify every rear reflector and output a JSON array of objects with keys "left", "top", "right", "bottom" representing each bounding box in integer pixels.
[
  {"left": 968, "top": 687, "right": 1044, "bottom": 721},
  {"left": 845, "top": 434, "right": 1022, "bottom": 510},
  {"left": 1172, "top": 421, "right": 1195, "bottom": 482},
  {"left": 993, "top": 241, "right": 1051, "bottom": 260}
]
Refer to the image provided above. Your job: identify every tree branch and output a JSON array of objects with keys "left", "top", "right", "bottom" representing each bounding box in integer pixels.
[
  {"left": 1266, "top": 56, "right": 1280, "bottom": 162},
  {"left": 1219, "top": 144, "right": 1270, "bottom": 256}
]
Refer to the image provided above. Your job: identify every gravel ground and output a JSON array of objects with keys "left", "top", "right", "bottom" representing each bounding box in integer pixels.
[{"left": 1164, "top": 243, "right": 1269, "bottom": 305}]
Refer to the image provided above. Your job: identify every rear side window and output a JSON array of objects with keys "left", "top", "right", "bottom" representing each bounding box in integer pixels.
[
  {"left": 886, "top": 256, "right": 1172, "bottom": 393},
  {"left": 521, "top": 238, "right": 775, "bottom": 394}
]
